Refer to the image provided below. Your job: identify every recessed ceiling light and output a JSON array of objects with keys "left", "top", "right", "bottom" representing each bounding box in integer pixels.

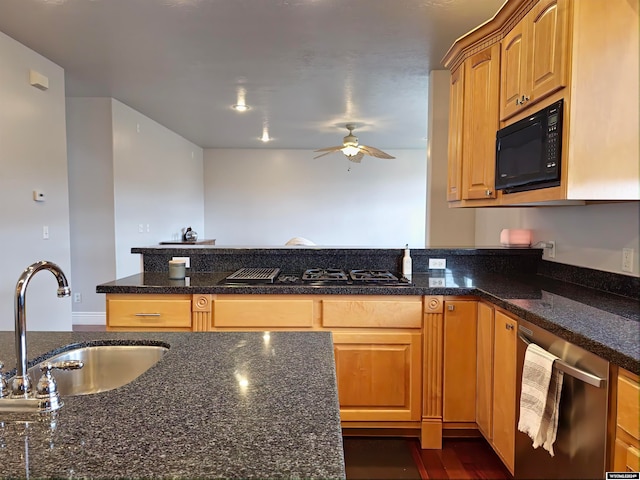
[{"left": 231, "top": 104, "right": 250, "bottom": 112}]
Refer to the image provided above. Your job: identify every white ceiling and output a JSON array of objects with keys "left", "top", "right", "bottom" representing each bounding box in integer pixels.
[{"left": 0, "top": 0, "right": 504, "bottom": 150}]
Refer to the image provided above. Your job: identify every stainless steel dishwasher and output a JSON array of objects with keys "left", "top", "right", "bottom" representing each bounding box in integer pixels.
[{"left": 515, "top": 318, "right": 610, "bottom": 480}]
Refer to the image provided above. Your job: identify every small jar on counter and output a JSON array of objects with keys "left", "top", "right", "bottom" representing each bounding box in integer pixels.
[{"left": 168, "top": 259, "right": 186, "bottom": 279}]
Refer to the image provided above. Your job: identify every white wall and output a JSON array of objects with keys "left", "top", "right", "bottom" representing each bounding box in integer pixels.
[
  {"left": 66, "top": 98, "right": 116, "bottom": 315},
  {"left": 0, "top": 31, "right": 72, "bottom": 331},
  {"left": 112, "top": 99, "right": 205, "bottom": 277},
  {"left": 203, "top": 149, "right": 426, "bottom": 247},
  {"left": 476, "top": 202, "right": 640, "bottom": 276},
  {"left": 426, "top": 70, "right": 475, "bottom": 247}
]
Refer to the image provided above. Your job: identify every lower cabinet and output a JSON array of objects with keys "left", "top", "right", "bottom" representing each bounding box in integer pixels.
[
  {"left": 443, "top": 300, "right": 477, "bottom": 422},
  {"left": 333, "top": 331, "right": 422, "bottom": 422},
  {"left": 106, "top": 294, "right": 193, "bottom": 331},
  {"left": 474, "top": 302, "right": 517, "bottom": 474},
  {"left": 491, "top": 310, "right": 517, "bottom": 474},
  {"left": 614, "top": 368, "right": 640, "bottom": 472}
]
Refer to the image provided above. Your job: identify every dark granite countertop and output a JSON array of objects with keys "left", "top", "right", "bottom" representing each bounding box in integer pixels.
[
  {"left": 97, "top": 270, "right": 640, "bottom": 374},
  {"left": 0, "top": 331, "right": 346, "bottom": 479}
]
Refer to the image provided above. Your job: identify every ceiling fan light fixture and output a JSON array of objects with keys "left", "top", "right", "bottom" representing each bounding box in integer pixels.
[{"left": 341, "top": 145, "right": 360, "bottom": 157}]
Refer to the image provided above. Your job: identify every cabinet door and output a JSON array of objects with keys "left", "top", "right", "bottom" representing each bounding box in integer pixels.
[
  {"left": 447, "top": 66, "right": 465, "bottom": 202},
  {"left": 500, "top": 21, "right": 526, "bottom": 121},
  {"left": 107, "top": 294, "right": 192, "bottom": 330},
  {"left": 461, "top": 44, "right": 500, "bottom": 200},
  {"left": 492, "top": 311, "right": 517, "bottom": 473},
  {"left": 527, "top": 0, "right": 569, "bottom": 104},
  {"left": 443, "top": 300, "right": 477, "bottom": 422},
  {"left": 333, "top": 331, "right": 422, "bottom": 422},
  {"left": 476, "top": 302, "right": 494, "bottom": 439}
]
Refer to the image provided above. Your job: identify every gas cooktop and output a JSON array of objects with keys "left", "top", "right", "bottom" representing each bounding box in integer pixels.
[{"left": 221, "top": 268, "right": 411, "bottom": 286}]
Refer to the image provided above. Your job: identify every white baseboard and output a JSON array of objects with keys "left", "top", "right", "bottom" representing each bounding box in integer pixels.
[{"left": 72, "top": 312, "right": 106, "bottom": 326}]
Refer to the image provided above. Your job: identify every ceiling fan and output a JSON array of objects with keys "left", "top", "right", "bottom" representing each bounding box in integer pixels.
[{"left": 313, "top": 124, "right": 395, "bottom": 163}]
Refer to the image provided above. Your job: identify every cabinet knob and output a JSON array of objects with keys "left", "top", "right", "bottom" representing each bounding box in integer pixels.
[
  {"left": 515, "top": 98, "right": 521, "bottom": 106},
  {"left": 447, "top": 305, "right": 455, "bottom": 311},
  {"left": 506, "top": 323, "right": 514, "bottom": 330},
  {"left": 485, "top": 189, "right": 493, "bottom": 197},
  {"left": 521, "top": 94, "right": 530, "bottom": 103}
]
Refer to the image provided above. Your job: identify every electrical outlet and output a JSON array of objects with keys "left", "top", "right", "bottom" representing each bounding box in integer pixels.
[
  {"left": 73, "top": 292, "right": 82, "bottom": 303},
  {"left": 429, "top": 277, "right": 445, "bottom": 287},
  {"left": 172, "top": 256, "right": 191, "bottom": 268},
  {"left": 429, "top": 258, "right": 447, "bottom": 269},
  {"left": 622, "top": 248, "right": 634, "bottom": 273},
  {"left": 42, "top": 225, "right": 49, "bottom": 240},
  {"left": 547, "top": 240, "right": 556, "bottom": 259},
  {"left": 138, "top": 224, "right": 144, "bottom": 233}
]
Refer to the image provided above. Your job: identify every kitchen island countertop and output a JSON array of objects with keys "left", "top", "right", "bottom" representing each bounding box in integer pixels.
[{"left": 0, "top": 331, "right": 346, "bottom": 479}]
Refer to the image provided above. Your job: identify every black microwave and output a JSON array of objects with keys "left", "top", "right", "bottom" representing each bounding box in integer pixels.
[{"left": 495, "top": 99, "right": 563, "bottom": 194}]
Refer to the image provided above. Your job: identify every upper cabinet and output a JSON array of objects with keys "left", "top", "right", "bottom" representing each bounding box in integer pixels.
[
  {"left": 500, "top": 0, "right": 569, "bottom": 121},
  {"left": 442, "top": 0, "right": 639, "bottom": 207}
]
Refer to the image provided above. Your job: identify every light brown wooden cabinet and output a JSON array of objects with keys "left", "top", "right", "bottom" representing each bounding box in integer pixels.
[
  {"left": 106, "top": 294, "right": 192, "bottom": 331},
  {"left": 442, "top": 300, "right": 478, "bottom": 422},
  {"left": 500, "top": 0, "right": 569, "bottom": 121},
  {"left": 443, "top": 0, "right": 639, "bottom": 205},
  {"left": 333, "top": 331, "right": 422, "bottom": 422},
  {"left": 614, "top": 368, "right": 640, "bottom": 472},
  {"left": 475, "top": 301, "right": 494, "bottom": 440},
  {"left": 492, "top": 310, "right": 517, "bottom": 474},
  {"left": 446, "top": 44, "right": 501, "bottom": 205}
]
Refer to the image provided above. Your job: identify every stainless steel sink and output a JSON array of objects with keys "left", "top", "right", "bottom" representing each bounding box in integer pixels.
[{"left": 27, "top": 344, "right": 169, "bottom": 396}]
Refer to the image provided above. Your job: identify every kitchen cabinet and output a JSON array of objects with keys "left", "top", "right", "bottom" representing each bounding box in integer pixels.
[
  {"left": 476, "top": 301, "right": 494, "bottom": 439},
  {"left": 443, "top": 0, "right": 639, "bottom": 205},
  {"left": 333, "top": 331, "right": 422, "bottom": 422},
  {"left": 446, "top": 44, "right": 501, "bottom": 205},
  {"left": 492, "top": 310, "right": 517, "bottom": 474},
  {"left": 614, "top": 368, "right": 640, "bottom": 472},
  {"left": 442, "top": 300, "right": 477, "bottom": 422},
  {"left": 474, "top": 304, "right": 517, "bottom": 474},
  {"left": 106, "top": 294, "right": 192, "bottom": 331},
  {"left": 211, "top": 295, "right": 316, "bottom": 329},
  {"left": 447, "top": 66, "right": 464, "bottom": 202},
  {"left": 500, "top": 0, "right": 569, "bottom": 121}
]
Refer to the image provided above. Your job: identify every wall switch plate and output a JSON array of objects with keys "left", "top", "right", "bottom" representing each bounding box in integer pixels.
[
  {"left": 172, "top": 256, "right": 191, "bottom": 268},
  {"left": 622, "top": 248, "right": 634, "bottom": 272},
  {"left": 73, "top": 292, "right": 82, "bottom": 303},
  {"left": 42, "top": 225, "right": 49, "bottom": 240},
  {"left": 429, "top": 258, "right": 446, "bottom": 269}
]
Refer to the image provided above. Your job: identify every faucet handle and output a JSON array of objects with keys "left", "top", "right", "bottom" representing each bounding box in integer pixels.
[
  {"left": 36, "top": 360, "right": 84, "bottom": 398},
  {"left": 0, "top": 361, "right": 8, "bottom": 398}
]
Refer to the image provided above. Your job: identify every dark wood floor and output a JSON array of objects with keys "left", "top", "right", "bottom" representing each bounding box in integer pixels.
[{"left": 343, "top": 437, "right": 512, "bottom": 480}]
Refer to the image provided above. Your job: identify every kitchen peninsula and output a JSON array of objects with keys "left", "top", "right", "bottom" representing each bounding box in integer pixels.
[
  {"left": 0, "top": 331, "right": 346, "bottom": 479},
  {"left": 95, "top": 246, "right": 639, "bottom": 475}
]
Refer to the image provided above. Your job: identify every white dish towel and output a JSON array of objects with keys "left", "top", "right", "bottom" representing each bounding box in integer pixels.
[{"left": 518, "top": 342, "right": 565, "bottom": 456}]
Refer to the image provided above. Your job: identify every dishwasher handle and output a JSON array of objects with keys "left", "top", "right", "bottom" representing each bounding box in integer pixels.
[{"left": 518, "top": 331, "right": 606, "bottom": 388}]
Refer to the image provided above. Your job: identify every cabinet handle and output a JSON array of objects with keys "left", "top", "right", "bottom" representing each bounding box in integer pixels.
[
  {"left": 447, "top": 305, "right": 455, "bottom": 311},
  {"left": 521, "top": 94, "right": 530, "bottom": 103},
  {"left": 135, "top": 313, "right": 161, "bottom": 317},
  {"left": 515, "top": 98, "right": 521, "bottom": 106},
  {"left": 485, "top": 189, "right": 493, "bottom": 197},
  {"left": 506, "top": 323, "right": 514, "bottom": 330}
]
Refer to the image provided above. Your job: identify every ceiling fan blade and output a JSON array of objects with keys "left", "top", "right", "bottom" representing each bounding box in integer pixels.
[
  {"left": 313, "top": 150, "right": 340, "bottom": 159},
  {"left": 347, "top": 151, "right": 365, "bottom": 163},
  {"left": 314, "top": 145, "right": 344, "bottom": 153},
  {"left": 359, "top": 145, "right": 395, "bottom": 159}
]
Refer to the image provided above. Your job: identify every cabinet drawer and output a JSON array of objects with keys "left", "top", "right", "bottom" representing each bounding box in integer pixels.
[
  {"left": 322, "top": 297, "right": 422, "bottom": 328},
  {"left": 618, "top": 373, "right": 640, "bottom": 440},
  {"left": 107, "top": 295, "right": 192, "bottom": 328},
  {"left": 213, "top": 298, "right": 314, "bottom": 328}
]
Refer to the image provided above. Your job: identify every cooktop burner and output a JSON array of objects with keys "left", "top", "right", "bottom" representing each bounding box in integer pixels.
[
  {"left": 349, "top": 269, "right": 399, "bottom": 282},
  {"left": 302, "top": 268, "right": 349, "bottom": 282}
]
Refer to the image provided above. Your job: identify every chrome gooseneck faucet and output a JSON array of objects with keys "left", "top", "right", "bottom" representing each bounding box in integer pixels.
[{"left": 11, "top": 261, "right": 71, "bottom": 397}]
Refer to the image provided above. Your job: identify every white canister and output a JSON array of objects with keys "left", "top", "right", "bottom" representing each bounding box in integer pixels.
[{"left": 168, "top": 259, "right": 186, "bottom": 279}]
